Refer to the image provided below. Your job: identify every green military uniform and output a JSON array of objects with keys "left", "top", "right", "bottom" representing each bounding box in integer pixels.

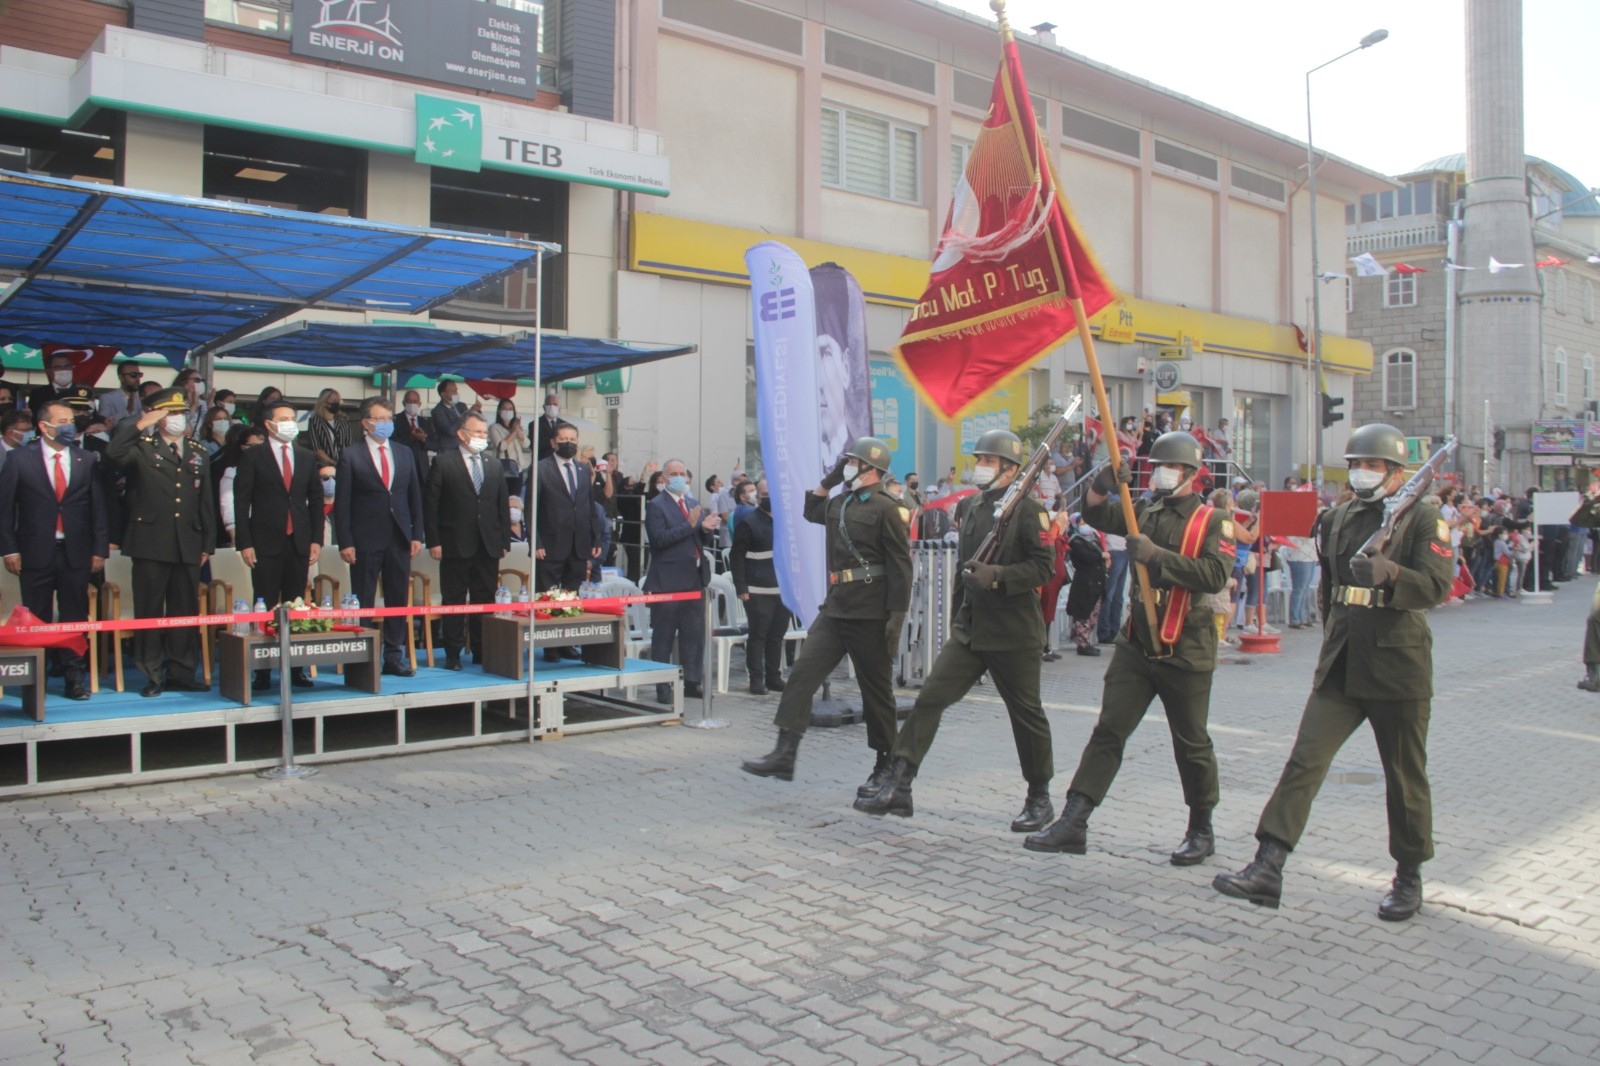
[
  {"left": 1255, "top": 495, "right": 1454, "bottom": 863},
  {"left": 773, "top": 482, "right": 912, "bottom": 750},
  {"left": 1067, "top": 490, "right": 1232, "bottom": 808},
  {"left": 891, "top": 485, "right": 1055, "bottom": 783},
  {"left": 108, "top": 412, "right": 217, "bottom": 688},
  {"left": 1572, "top": 496, "right": 1600, "bottom": 686}
]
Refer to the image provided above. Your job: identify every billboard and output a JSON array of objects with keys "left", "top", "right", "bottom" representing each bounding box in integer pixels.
[{"left": 293, "top": 0, "right": 539, "bottom": 101}]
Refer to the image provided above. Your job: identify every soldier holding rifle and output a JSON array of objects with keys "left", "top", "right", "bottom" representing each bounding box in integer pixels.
[
  {"left": 1025, "top": 431, "right": 1233, "bottom": 864},
  {"left": 1214, "top": 425, "right": 1455, "bottom": 920},
  {"left": 856, "top": 410, "right": 1076, "bottom": 830}
]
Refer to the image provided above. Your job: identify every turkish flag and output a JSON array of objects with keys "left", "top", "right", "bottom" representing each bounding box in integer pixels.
[
  {"left": 894, "top": 36, "right": 1114, "bottom": 421},
  {"left": 1393, "top": 262, "right": 1430, "bottom": 274},
  {"left": 466, "top": 379, "right": 518, "bottom": 401},
  {"left": 1536, "top": 255, "right": 1565, "bottom": 269},
  {"left": 42, "top": 344, "right": 119, "bottom": 387},
  {"left": 1293, "top": 325, "right": 1308, "bottom": 353}
]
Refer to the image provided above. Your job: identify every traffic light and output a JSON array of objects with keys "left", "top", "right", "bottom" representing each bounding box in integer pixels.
[
  {"left": 1320, "top": 392, "right": 1345, "bottom": 429},
  {"left": 1492, "top": 428, "right": 1506, "bottom": 460}
]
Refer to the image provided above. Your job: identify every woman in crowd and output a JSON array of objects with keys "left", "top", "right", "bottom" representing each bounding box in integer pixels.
[
  {"left": 307, "top": 388, "right": 348, "bottom": 467},
  {"left": 1282, "top": 524, "right": 1319, "bottom": 629},
  {"left": 213, "top": 422, "right": 266, "bottom": 549},
  {"left": 1065, "top": 513, "right": 1108, "bottom": 657},
  {"left": 489, "top": 398, "right": 531, "bottom": 492},
  {"left": 249, "top": 386, "right": 284, "bottom": 427},
  {"left": 201, "top": 406, "right": 232, "bottom": 457},
  {"left": 1039, "top": 507, "right": 1072, "bottom": 662}
]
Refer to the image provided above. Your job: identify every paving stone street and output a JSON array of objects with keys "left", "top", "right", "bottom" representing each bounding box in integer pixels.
[{"left": 3, "top": 579, "right": 1599, "bottom": 1065}]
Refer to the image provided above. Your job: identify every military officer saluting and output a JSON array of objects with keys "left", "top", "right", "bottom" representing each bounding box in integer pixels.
[
  {"left": 1026, "top": 431, "right": 1232, "bottom": 864},
  {"left": 742, "top": 437, "right": 912, "bottom": 792},
  {"left": 1214, "top": 423, "right": 1453, "bottom": 920},
  {"left": 108, "top": 386, "right": 216, "bottom": 696},
  {"left": 856, "top": 429, "right": 1057, "bottom": 830}
]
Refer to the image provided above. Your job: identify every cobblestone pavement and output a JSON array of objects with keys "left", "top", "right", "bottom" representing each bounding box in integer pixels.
[{"left": 3, "top": 580, "right": 1599, "bottom": 1065}]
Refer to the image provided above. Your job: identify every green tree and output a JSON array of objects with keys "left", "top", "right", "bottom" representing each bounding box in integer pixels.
[{"left": 1015, "top": 401, "right": 1081, "bottom": 454}]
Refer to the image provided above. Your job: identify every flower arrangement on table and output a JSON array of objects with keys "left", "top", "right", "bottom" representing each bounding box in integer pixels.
[
  {"left": 261, "top": 598, "right": 364, "bottom": 635},
  {"left": 534, "top": 587, "right": 582, "bottom": 621}
]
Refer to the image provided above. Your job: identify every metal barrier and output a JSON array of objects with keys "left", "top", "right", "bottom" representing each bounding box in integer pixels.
[{"left": 897, "top": 543, "right": 959, "bottom": 687}]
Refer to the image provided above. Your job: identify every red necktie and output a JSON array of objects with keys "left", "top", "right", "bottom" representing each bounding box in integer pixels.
[
  {"left": 282, "top": 445, "right": 294, "bottom": 533},
  {"left": 679, "top": 497, "right": 700, "bottom": 561},
  {"left": 379, "top": 444, "right": 391, "bottom": 490},
  {"left": 52, "top": 452, "right": 65, "bottom": 534}
]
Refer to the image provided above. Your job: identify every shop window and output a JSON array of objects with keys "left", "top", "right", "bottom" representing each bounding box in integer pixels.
[
  {"left": 1384, "top": 273, "right": 1416, "bottom": 308},
  {"left": 430, "top": 167, "right": 567, "bottom": 330},
  {"left": 0, "top": 114, "right": 120, "bottom": 185},
  {"left": 821, "top": 106, "right": 921, "bottom": 204},
  {"left": 1383, "top": 349, "right": 1416, "bottom": 409},
  {"left": 203, "top": 126, "right": 366, "bottom": 216}
]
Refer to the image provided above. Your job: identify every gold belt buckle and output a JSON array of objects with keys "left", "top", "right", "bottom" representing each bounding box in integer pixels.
[{"left": 1345, "top": 587, "right": 1373, "bottom": 607}]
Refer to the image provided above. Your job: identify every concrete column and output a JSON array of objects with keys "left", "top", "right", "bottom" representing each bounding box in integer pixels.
[
  {"left": 365, "top": 152, "right": 431, "bottom": 227},
  {"left": 119, "top": 113, "right": 202, "bottom": 195}
]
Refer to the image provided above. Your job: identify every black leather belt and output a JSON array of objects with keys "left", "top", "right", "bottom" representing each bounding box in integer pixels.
[{"left": 829, "top": 565, "right": 884, "bottom": 585}]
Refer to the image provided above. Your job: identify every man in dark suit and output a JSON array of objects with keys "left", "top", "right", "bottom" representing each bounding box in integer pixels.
[
  {"left": 234, "top": 401, "right": 325, "bottom": 691},
  {"left": 426, "top": 412, "right": 511, "bottom": 669},
  {"left": 107, "top": 388, "right": 216, "bottom": 696},
  {"left": 397, "top": 388, "right": 433, "bottom": 477},
  {"left": 429, "top": 381, "right": 469, "bottom": 454},
  {"left": 536, "top": 394, "right": 562, "bottom": 463},
  {"left": 0, "top": 400, "right": 109, "bottom": 700},
  {"left": 334, "top": 397, "right": 424, "bottom": 676},
  {"left": 643, "top": 458, "right": 720, "bottom": 702},
  {"left": 532, "top": 420, "right": 601, "bottom": 662}
]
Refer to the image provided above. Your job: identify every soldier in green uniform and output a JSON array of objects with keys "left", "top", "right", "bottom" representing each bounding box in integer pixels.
[
  {"left": 742, "top": 436, "right": 912, "bottom": 791},
  {"left": 1213, "top": 423, "right": 1454, "bottom": 920},
  {"left": 855, "top": 429, "right": 1057, "bottom": 829},
  {"left": 1025, "top": 431, "right": 1232, "bottom": 864},
  {"left": 107, "top": 387, "right": 216, "bottom": 697}
]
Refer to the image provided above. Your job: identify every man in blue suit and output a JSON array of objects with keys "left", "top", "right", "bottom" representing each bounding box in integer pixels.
[
  {"left": 0, "top": 401, "right": 109, "bottom": 700},
  {"left": 643, "top": 458, "right": 721, "bottom": 702},
  {"left": 334, "top": 397, "right": 424, "bottom": 676}
]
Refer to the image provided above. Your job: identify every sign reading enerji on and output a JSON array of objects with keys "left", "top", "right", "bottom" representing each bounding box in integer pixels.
[{"left": 415, "top": 95, "right": 483, "bottom": 172}]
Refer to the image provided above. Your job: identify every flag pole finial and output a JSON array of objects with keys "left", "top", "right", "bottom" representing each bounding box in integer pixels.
[{"left": 989, "top": 0, "right": 1014, "bottom": 42}]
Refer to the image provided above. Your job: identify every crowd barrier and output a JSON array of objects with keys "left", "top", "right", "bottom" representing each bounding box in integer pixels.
[{"left": 897, "top": 543, "right": 959, "bottom": 687}]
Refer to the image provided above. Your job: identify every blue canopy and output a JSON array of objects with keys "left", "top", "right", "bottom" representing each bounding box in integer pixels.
[
  {"left": 0, "top": 170, "right": 560, "bottom": 361},
  {"left": 214, "top": 321, "right": 695, "bottom": 384}
]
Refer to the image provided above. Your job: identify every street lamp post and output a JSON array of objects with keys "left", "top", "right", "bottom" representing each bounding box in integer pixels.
[{"left": 1306, "top": 28, "right": 1387, "bottom": 490}]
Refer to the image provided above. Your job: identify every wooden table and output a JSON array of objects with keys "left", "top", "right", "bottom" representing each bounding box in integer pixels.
[
  {"left": 482, "top": 611, "right": 624, "bottom": 680},
  {"left": 0, "top": 648, "right": 48, "bottom": 722},
  {"left": 216, "top": 629, "right": 381, "bottom": 706}
]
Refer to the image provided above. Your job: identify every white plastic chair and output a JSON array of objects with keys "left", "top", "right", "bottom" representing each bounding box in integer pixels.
[
  {"left": 707, "top": 572, "right": 748, "bottom": 693},
  {"left": 594, "top": 576, "right": 650, "bottom": 698}
]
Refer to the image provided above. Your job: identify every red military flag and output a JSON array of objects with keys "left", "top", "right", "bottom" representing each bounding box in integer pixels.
[
  {"left": 1392, "top": 262, "right": 1430, "bottom": 274},
  {"left": 894, "top": 34, "right": 1114, "bottom": 421}
]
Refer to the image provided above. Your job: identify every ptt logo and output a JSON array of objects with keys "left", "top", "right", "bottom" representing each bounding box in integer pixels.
[{"left": 759, "top": 288, "right": 797, "bottom": 322}]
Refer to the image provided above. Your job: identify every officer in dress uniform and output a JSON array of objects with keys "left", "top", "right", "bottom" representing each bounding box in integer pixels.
[
  {"left": 107, "top": 387, "right": 216, "bottom": 696},
  {"left": 27, "top": 350, "right": 98, "bottom": 422},
  {"left": 1213, "top": 423, "right": 1454, "bottom": 920},
  {"left": 1025, "top": 431, "right": 1232, "bottom": 863},
  {"left": 741, "top": 437, "right": 912, "bottom": 791},
  {"left": 855, "top": 429, "right": 1057, "bottom": 830}
]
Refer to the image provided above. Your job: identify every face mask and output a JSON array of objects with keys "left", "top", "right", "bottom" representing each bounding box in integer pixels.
[
  {"left": 221, "top": 402, "right": 235, "bottom": 416},
  {"left": 403, "top": 403, "right": 421, "bottom": 417},
  {"left": 741, "top": 492, "right": 757, "bottom": 506},
  {"left": 47, "top": 422, "right": 79, "bottom": 446},
  {"left": 1149, "top": 465, "right": 1184, "bottom": 493},
  {"left": 273, "top": 421, "right": 300, "bottom": 441},
  {"left": 322, "top": 478, "right": 336, "bottom": 496},
  {"left": 466, "top": 436, "right": 489, "bottom": 454},
  {"left": 555, "top": 441, "right": 578, "bottom": 460},
  {"left": 906, "top": 480, "right": 918, "bottom": 490},
  {"left": 889, "top": 487, "right": 903, "bottom": 499},
  {"left": 758, "top": 496, "right": 772, "bottom": 513},
  {"left": 508, "top": 508, "right": 523, "bottom": 524},
  {"left": 193, "top": 379, "right": 206, "bottom": 393},
  {"left": 52, "top": 370, "right": 73, "bottom": 388},
  {"left": 211, "top": 422, "right": 229, "bottom": 440},
  {"left": 20, "top": 430, "right": 35, "bottom": 445},
  {"left": 972, "top": 465, "right": 997, "bottom": 487},
  {"left": 1348, "top": 468, "right": 1388, "bottom": 497},
  {"left": 368, "top": 420, "right": 394, "bottom": 442},
  {"left": 499, "top": 410, "right": 514, "bottom": 424},
  {"left": 667, "top": 475, "right": 689, "bottom": 495},
  {"left": 545, "top": 405, "right": 559, "bottom": 419},
  {"left": 163, "top": 415, "right": 188, "bottom": 437},
  {"left": 842, "top": 463, "right": 861, "bottom": 485}
]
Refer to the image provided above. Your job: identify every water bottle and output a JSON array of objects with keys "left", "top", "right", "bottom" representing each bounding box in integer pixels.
[
  {"left": 320, "top": 593, "right": 333, "bottom": 614},
  {"left": 232, "top": 599, "right": 247, "bottom": 637},
  {"left": 516, "top": 586, "right": 531, "bottom": 612},
  {"left": 494, "top": 585, "right": 510, "bottom": 618},
  {"left": 343, "top": 594, "right": 359, "bottom": 627},
  {"left": 252, "top": 597, "right": 268, "bottom": 635}
]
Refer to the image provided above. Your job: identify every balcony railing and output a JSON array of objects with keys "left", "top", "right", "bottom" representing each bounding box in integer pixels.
[{"left": 1345, "top": 219, "right": 1449, "bottom": 254}]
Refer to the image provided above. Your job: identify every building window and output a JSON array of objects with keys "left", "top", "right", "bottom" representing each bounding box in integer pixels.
[
  {"left": 1554, "top": 269, "right": 1568, "bottom": 314},
  {"left": 431, "top": 167, "right": 567, "bottom": 330},
  {"left": 1585, "top": 354, "right": 1595, "bottom": 402},
  {"left": 823, "top": 31, "right": 935, "bottom": 94},
  {"left": 1384, "top": 272, "right": 1416, "bottom": 308},
  {"left": 202, "top": 126, "right": 365, "bottom": 216},
  {"left": 821, "top": 106, "right": 921, "bottom": 204},
  {"left": 1345, "top": 277, "right": 1354, "bottom": 314},
  {"left": 1153, "top": 138, "right": 1218, "bottom": 182},
  {"left": 1230, "top": 165, "right": 1285, "bottom": 204},
  {"left": 1553, "top": 347, "right": 1568, "bottom": 406},
  {"left": 1383, "top": 349, "right": 1416, "bottom": 409},
  {"left": 1586, "top": 281, "right": 1596, "bottom": 323},
  {"left": 1358, "top": 180, "right": 1435, "bottom": 222},
  {"left": 662, "top": 0, "right": 802, "bottom": 53},
  {"left": 205, "top": 0, "right": 289, "bottom": 32},
  {"left": 1061, "top": 106, "right": 1140, "bottom": 159},
  {"left": 951, "top": 137, "right": 972, "bottom": 188}
]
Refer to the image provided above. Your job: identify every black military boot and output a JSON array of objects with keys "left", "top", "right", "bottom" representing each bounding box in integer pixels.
[
  {"left": 1169, "top": 807, "right": 1215, "bottom": 866},
  {"left": 1009, "top": 783, "right": 1054, "bottom": 833},
  {"left": 853, "top": 756, "right": 915, "bottom": 817},
  {"left": 1378, "top": 862, "right": 1423, "bottom": 922},
  {"left": 1023, "top": 791, "right": 1094, "bottom": 853},
  {"left": 741, "top": 729, "right": 802, "bottom": 781},
  {"left": 1212, "top": 836, "right": 1290, "bottom": 909},
  {"left": 856, "top": 750, "right": 892, "bottom": 798},
  {"left": 1579, "top": 664, "right": 1600, "bottom": 692}
]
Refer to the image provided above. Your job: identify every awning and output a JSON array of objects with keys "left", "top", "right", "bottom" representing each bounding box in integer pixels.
[
  {"left": 212, "top": 321, "right": 696, "bottom": 384},
  {"left": 0, "top": 169, "right": 560, "bottom": 360}
]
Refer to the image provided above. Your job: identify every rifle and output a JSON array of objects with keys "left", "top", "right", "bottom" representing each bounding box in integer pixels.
[
  {"left": 968, "top": 394, "right": 1083, "bottom": 566},
  {"left": 1357, "top": 435, "right": 1459, "bottom": 558}
]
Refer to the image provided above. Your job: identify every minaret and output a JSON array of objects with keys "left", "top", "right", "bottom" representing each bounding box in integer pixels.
[{"left": 1456, "top": 0, "right": 1539, "bottom": 489}]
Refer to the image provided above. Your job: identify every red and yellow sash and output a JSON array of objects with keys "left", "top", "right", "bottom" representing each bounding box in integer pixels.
[{"left": 1156, "top": 504, "right": 1215, "bottom": 646}]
